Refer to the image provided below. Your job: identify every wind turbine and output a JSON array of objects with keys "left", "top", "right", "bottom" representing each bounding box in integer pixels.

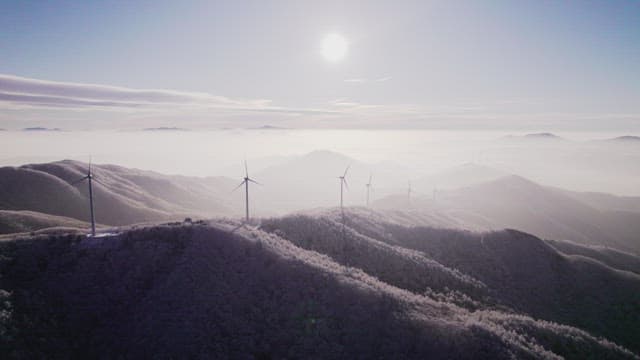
[
  {"left": 233, "top": 160, "right": 261, "bottom": 222},
  {"left": 407, "top": 181, "right": 413, "bottom": 206},
  {"left": 365, "top": 174, "right": 373, "bottom": 207},
  {"left": 338, "top": 165, "right": 350, "bottom": 210},
  {"left": 71, "top": 158, "right": 97, "bottom": 237}
]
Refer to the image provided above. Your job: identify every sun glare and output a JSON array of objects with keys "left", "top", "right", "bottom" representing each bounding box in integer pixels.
[{"left": 321, "top": 33, "right": 348, "bottom": 62}]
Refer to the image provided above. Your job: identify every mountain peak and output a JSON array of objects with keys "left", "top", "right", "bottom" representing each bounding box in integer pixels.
[
  {"left": 608, "top": 135, "right": 640, "bottom": 142},
  {"left": 490, "top": 174, "right": 541, "bottom": 187},
  {"left": 501, "top": 132, "right": 564, "bottom": 141},
  {"left": 22, "top": 127, "right": 62, "bottom": 132},
  {"left": 142, "top": 127, "right": 189, "bottom": 132},
  {"left": 524, "top": 132, "right": 561, "bottom": 139}
]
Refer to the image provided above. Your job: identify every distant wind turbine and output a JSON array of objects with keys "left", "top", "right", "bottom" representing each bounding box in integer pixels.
[
  {"left": 71, "top": 158, "right": 97, "bottom": 237},
  {"left": 338, "top": 165, "right": 350, "bottom": 210},
  {"left": 233, "top": 160, "right": 261, "bottom": 222},
  {"left": 407, "top": 181, "right": 413, "bottom": 205},
  {"left": 365, "top": 174, "right": 373, "bottom": 207}
]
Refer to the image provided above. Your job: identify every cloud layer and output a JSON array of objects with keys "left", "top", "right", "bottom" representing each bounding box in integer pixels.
[
  {"left": 0, "top": 74, "right": 334, "bottom": 116},
  {"left": 2, "top": 74, "right": 637, "bottom": 131}
]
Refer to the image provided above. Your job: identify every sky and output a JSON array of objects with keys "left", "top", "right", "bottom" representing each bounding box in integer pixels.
[{"left": 0, "top": 0, "right": 639, "bottom": 131}]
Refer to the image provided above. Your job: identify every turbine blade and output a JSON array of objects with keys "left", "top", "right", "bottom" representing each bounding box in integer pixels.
[
  {"left": 231, "top": 180, "right": 246, "bottom": 192},
  {"left": 343, "top": 178, "right": 349, "bottom": 190},
  {"left": 92, "top": 177, "right": 108, "bottom": 187},
  {"left": 88, "top": 156, "right": 92, "bottom": 175},
  {"left": 244, "top": 160, "right": 249, "bottom": 178},
  {"left": 70, "top": 175, "right": 89, "bottom": 185},
  {"left": 247, "top": 178, "right": 262, "bottom": 185},
  {"left": 343, "top": 165, "right": 350, "bottom": 177}
]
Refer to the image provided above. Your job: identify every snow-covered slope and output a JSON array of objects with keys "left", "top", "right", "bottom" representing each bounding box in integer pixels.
[
  {"left": 1, "top": 219, "right": 637, "bottom": 358},
  {"left": 0, "top": 209, "right": 90, "bottom": 234},
  {"left": 0, "top": 160, "right": 239, "bottom": 226},
  {"left": 263, "top": 209, "right": 640, "bottom": 355}
]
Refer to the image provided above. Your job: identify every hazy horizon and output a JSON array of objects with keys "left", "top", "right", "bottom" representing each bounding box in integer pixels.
[{"left": 2, "top": 128, "right": 639, "bottom": 197}]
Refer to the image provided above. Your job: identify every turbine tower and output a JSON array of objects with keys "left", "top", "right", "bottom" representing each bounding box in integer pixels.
[
  {"left": 338, "top": 165, "right": 350, "bottom": 210},
  {"left": 233, "top": 161, "right": 261, "bottom": 222},
  {"left": 365, "top": 174, "right": 373, "bottom": 207},
  {"left": 71, "top": 159, "right": 96, "bottom": 237}
]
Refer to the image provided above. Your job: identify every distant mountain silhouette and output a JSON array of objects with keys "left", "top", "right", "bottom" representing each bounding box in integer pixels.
[
  {"left": 1, "top": 220, "right": 636, "bottom": 358},
  {"left": 374, "top": 175, "right": 640, "bottom": 254},
  {"left": 0, "top": 160, "right": 239, "bottom": 226},
  {"left": 412, "top": 163, "right": 507, "bottom": 192},
  {"left": 142, "top": 127, "right": 189, "bottom": 131},
  {"left": 524, "top": 132, "right": 561, "bottom": 139},
  {"left": 606, "top": 135, "right": 640, "bottom": 143},
  {"left": 21, "top": 127, "right": 61, "bottom": 132},
  {"left": 252, "top": 150, "right": 411, "bottom": 212},
  {"left": 252, "top": 150, "right": 360, "bottom": 212},
  {"left": 249, "top": 125, "right": 288, "bottom": 130},
  {"left": 558, "top": 189, "right": 640, "bottom": 213},
  {"left": 501, "top": 132, "right": 565, "bottom": 141}
]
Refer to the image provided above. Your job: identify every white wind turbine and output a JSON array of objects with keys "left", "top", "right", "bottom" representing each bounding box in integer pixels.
[
  {"left": 233, "top": 160, "right": 261, "bottom": 222},
  {"left": 365, "top": 174, "right": 373, "bottom": 207},
  {"left": 71, "top": 158, "right": 97, "bottom": 237},
  {"left": 338, "top": 165, "right": 350, "bottom": 210}
]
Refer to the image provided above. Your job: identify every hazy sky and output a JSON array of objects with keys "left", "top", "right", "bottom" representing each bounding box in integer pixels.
[{"left": 0, "top": 0, "right": 638, "bottom": 130}]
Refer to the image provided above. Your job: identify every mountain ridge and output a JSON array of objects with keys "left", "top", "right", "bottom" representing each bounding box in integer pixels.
[
  {"left": 374, "top": 174, "right": 640, "bottom": 253},
  {"left": 0, "top": 160, "right": 239, "bottom": 226},
  {"left": 1, "top": 220, "right": 637, "bottom": 358}
]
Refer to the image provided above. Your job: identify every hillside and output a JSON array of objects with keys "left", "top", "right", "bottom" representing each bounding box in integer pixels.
[
  {"left": 411, "top": 163, "right": 507, "bottom": 193},
  {"left": 0, "top": 210, "right": 90, "bottom": 234},
  {"left": 440, "top": 176, "right": 640, "bottom": 253},
  {"left": 264, "top": 209, "right": 640, "bottom": 355},
  {"left": 374, "top": 175, "right": 640, "bottom": 254},
  {"left": 546, "top": 239, "right": 640, "bottom": 275},
  {"left": 0, "top": 160, "right": 239, "bottom": 226},
  {"left": 0, "top": 220, "right": 636, "bottom": 359},
  {"left": 558, "top": 190, "right": 640, "bottom": 213}
]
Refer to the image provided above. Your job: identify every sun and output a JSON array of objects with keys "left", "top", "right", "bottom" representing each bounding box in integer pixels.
[{"left": 321, "top": 33, "right": 348, "bottom": 62}]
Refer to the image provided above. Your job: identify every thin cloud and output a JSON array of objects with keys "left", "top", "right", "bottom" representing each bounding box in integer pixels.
[
  {"left": 0, "top": 74, "right": 331, "bottom": 116},
  {"left": 0, "top": 91, "right": 145, "bottom": 109},
  {"left": 0, "top": 74, "right": 233, "bottom": 105},
  {"left": 4, "top": 74, "right": 629, "bottom": 130}
]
